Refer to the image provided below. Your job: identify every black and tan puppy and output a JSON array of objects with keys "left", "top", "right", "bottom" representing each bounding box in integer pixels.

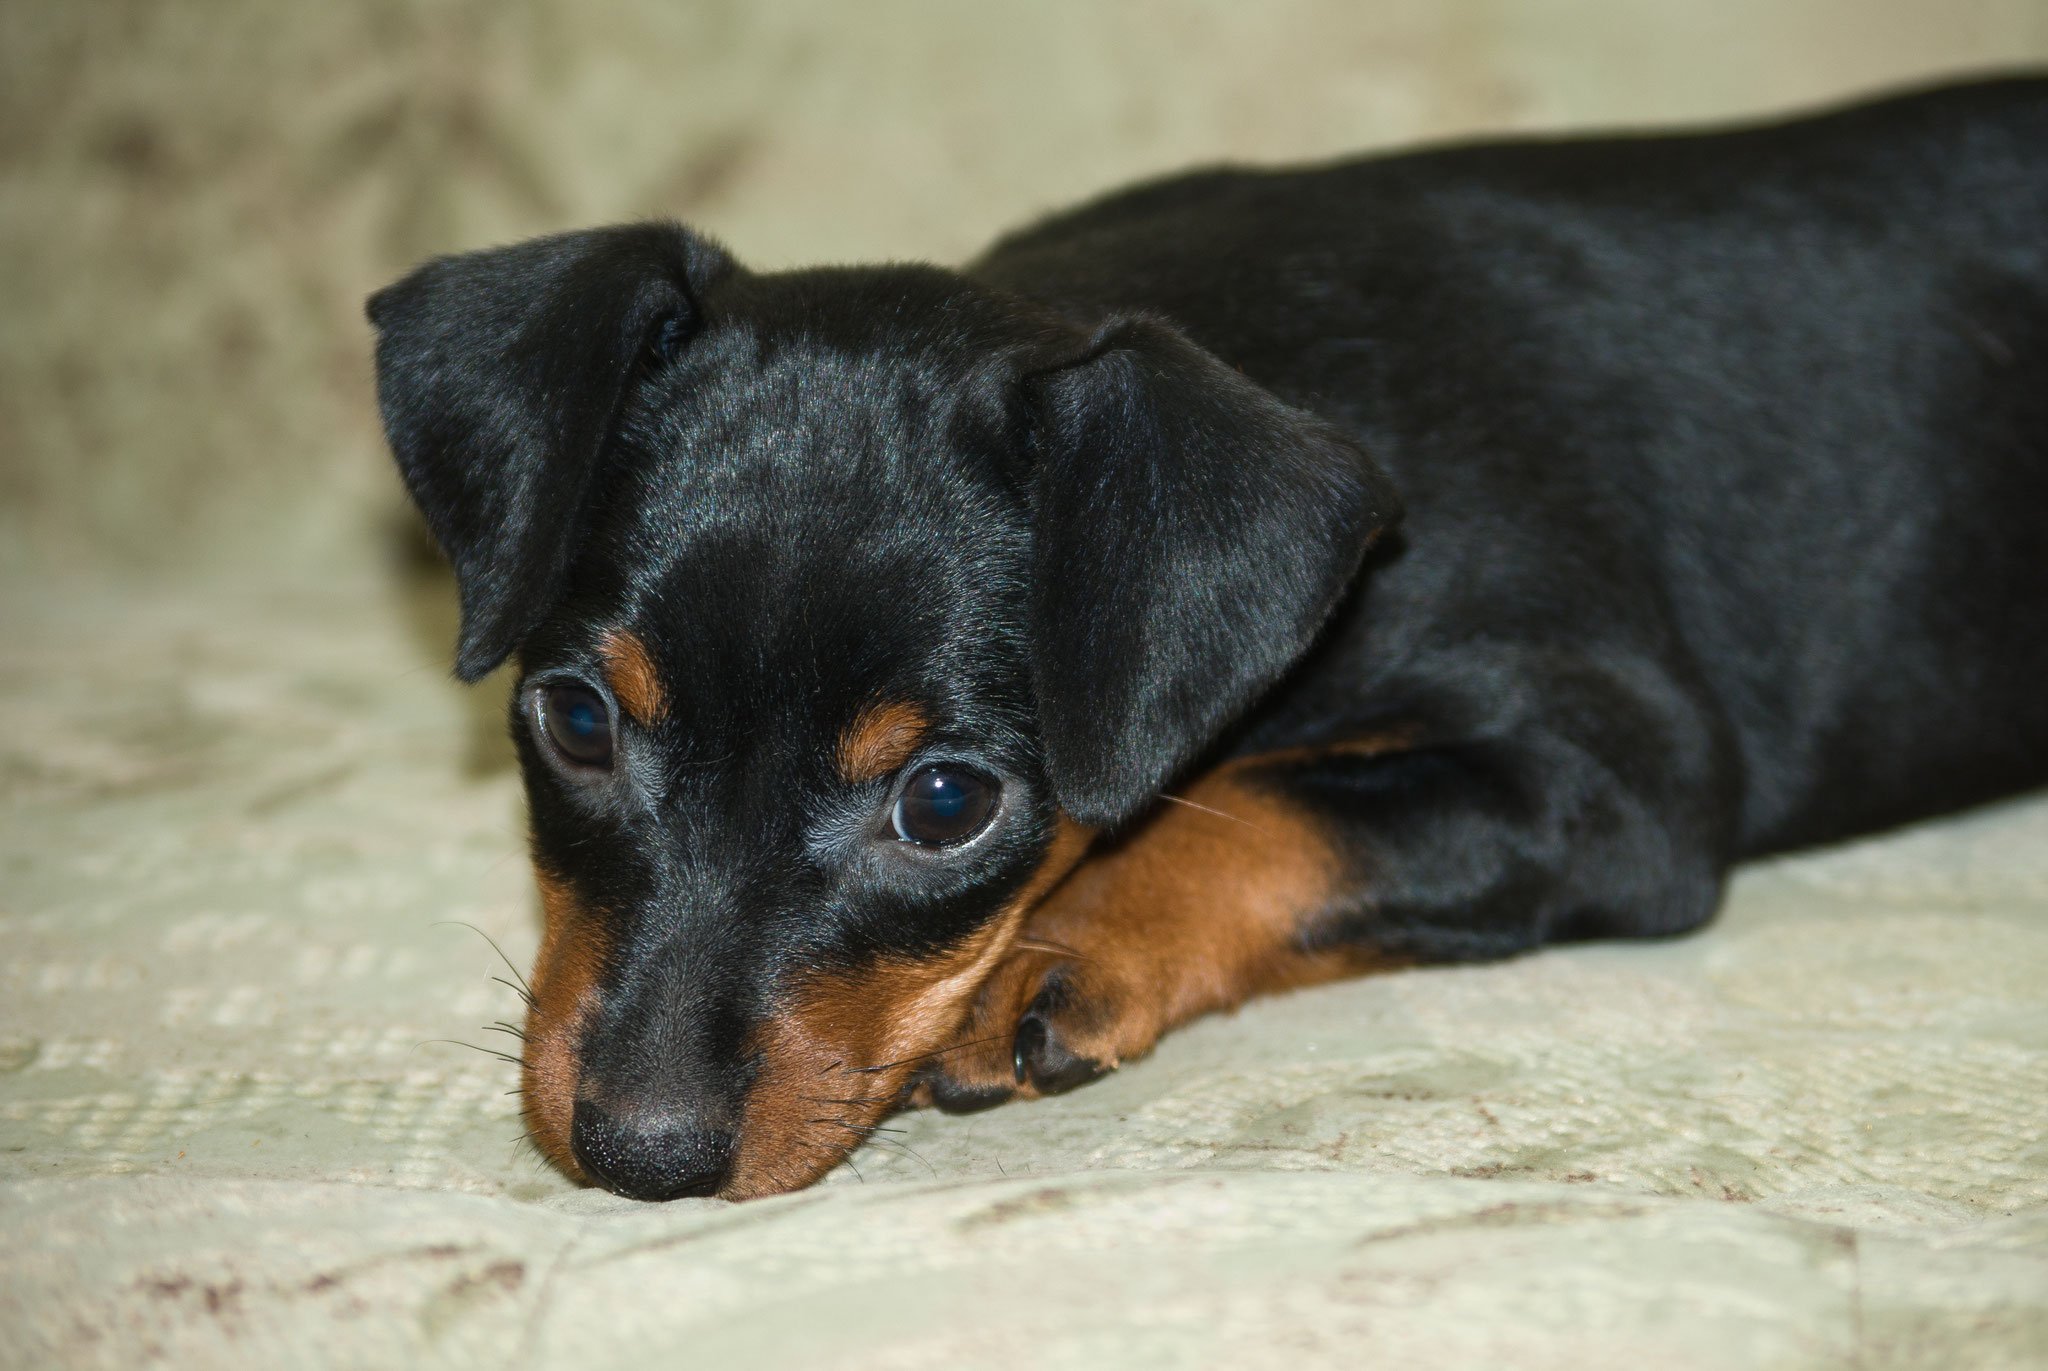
[{"left": 370, "top": 77, "right": 2048, "bottom": 1201}]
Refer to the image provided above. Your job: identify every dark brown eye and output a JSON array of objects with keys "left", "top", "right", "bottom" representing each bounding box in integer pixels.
[
  {"left": 891, "top": 766, "right": 997, "bottom": 847},
  {"left": 540, "top": 683, "right": 613, "bottom": 768}
]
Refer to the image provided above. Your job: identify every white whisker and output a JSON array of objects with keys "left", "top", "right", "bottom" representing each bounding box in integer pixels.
[{"left": 1158, "top": 792, "right": 1272, "bottom": 837}]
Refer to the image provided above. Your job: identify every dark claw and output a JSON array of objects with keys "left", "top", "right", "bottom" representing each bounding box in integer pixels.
[
  {"left": 1013, "top": 1009, "right": 1108, "bottom": 1095},
  {"left": 1012, "top": 1016, "right": 1045, "bottom": 1085}
]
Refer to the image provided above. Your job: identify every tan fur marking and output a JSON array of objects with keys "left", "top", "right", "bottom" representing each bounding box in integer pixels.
[
  {"left": 1234, "top": 724, "right": 1420, "bottom": 771},
  {"left": 836, "top": 701, "right": 931, "bottom": 784},
  {"left": 931, "top": 741, "right": 1410, "bottom": 1099},
  {"left": 521, "top": 868, "right": 611, "bottom": 1181},
  {"left": 598, "top": 629, "right": 666, "bottom": 725},
  {"left": 1034, "top": 761, "right": 1378, "bottom": 1043},
  {"left": 724, "top": 816, "right": 1092, "bottom": 1199}
]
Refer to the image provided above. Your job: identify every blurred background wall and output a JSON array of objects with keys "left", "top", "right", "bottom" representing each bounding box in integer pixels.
[{"left": 3, "top": 0, "right": 2045, "bottom": 587}]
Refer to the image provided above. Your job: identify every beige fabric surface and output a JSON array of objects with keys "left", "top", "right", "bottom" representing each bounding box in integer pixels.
[{"left": 2, "top": 570, "right": 2045, "bottom": 1368}]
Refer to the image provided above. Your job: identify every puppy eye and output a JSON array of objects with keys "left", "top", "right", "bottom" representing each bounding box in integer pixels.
[
  {"left": 891, "top": 766, "right": 997, "bottom": 847},
  {"left": 539, "top": 683, "right": 614, "bottom": 769}
]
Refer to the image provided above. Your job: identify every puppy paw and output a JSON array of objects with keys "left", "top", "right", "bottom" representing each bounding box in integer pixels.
[
  {"left": 914, "top": 764, "right": 1380, "bottom": 1114},
  {"left": 920, "top": 945, "right": 1162, "bottom": 1111}
]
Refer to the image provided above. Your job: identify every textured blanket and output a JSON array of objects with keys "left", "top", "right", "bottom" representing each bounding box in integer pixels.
[{"left": 2, "top": 571, "right": 2044, "bottom": 1368}]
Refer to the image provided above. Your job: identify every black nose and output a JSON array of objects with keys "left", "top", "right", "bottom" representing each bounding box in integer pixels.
[{"left": 569, "top": 1099, "right": 732, "bottom": 1201}]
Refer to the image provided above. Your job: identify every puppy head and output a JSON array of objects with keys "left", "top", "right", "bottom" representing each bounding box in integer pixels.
[{"left": 369, "top": 223, "right": 1398, "bottom": 1199}]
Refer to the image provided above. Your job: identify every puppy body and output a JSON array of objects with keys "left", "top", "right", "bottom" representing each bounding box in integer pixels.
[{"left": 371, "top": 77, "right": 2048, "bottom": 1200}]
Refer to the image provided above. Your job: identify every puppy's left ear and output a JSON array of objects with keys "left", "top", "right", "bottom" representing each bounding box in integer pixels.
[
  {"left": 367, "top": 222, "right": 731, "bottom": 681},
  {"left": 1027, "top": 317, "right": 1401, "bottom": 828}
]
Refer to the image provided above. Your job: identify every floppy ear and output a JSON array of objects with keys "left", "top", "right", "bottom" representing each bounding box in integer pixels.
[
  {"left": 1026, "top": 316, "right": 1402, "bottom": 827},
  {"left": 367, "top": 222, "right": 731, "bottom": 681}
]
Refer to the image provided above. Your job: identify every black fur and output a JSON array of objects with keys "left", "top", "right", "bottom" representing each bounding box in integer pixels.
[
  {"left": 371, "top": 76, "right": 2048, "bottom": 1198},
  {"left": 1026, "top": 315, "right": 1400, "bottom": 824},
  {"left": 370, "top": 225, "right": 731, "bottom": 680}
]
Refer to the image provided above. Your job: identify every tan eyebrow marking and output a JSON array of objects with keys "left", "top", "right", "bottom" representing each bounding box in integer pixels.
[
  {"left": 597, "top": 629, "right": 667, "bottom": 726},
  {"left": 836, "top": 700, "right": 931, "bottom": 784}
]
